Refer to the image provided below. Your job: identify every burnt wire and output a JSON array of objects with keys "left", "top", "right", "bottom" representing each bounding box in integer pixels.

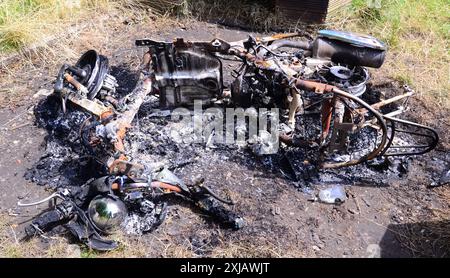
[
  {"left": 255, "top": 44, "right": 296, "bottom": 58},
  {"left": 199, "top": 184, "right": 235, "bottom": 205}
]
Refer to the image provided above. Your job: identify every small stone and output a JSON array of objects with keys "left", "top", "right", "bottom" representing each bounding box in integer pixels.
[
  {"left": 271, "top": 206, "right": 281, "bottom": 215},
  {"left": 312, "top": 245, "right": 321, "bottom": 251},
  {"left": 366, "top": 244, "right": 381, "bottom": 258},
  {"left": 347, "top": 208, "right": 358, "bottom": 214}
]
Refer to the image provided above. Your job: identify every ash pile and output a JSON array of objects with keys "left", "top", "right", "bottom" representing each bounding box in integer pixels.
[{"left": 20, "top": 30, "right": 439, "bottom": 250}]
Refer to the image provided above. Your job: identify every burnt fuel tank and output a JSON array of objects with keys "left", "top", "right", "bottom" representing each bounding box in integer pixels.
[{"left": 312, "top": 30, "right": 387, "bottom": 68}]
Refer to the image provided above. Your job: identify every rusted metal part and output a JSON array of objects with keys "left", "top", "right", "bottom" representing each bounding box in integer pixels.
[
  {"left": 150, "top": 181, "right": 183, "bottom": 193},
  {"left": 140, "top": 50, "right": 152, "bottom": 72},
  {"left": 258, "top": 32, "right": 305, "bottom": 43},
  {"left": 100, "top": 110, "right": 115, "bottom": 121},
  {"left": 259, "top": 39, "right": 312, "bottom": 58},
  {"left": 288, "top": 89, "right": 302, "bottom": 128},
  {"left": 64, "top": 73, "right": 88, "bottom": 95},
  {"left": 320, "top": 96, "right": 334, "bottom": 143},
  {"left": 321, "top": 88, "right": 388, "bottom": 169},
  {"left": 328, "top": 102, "right": 355, "bottom": 152},
  {"left": 113, "top": 123, "right": 129, "bottom": 154},
  {"left": 109, "top": 159, "right": 144, "bottom": 177},
  {"left": 61, "top": 88, "right": 112, "bottom": 117},
  {"left": 103, "top": 78, "right": 153, "bottom": 176},
  {"left": 61, "top": 64, "right": 154, "bottom": 177},
  {"left": 295, "top": 79, "right": 336, "bottom": 94},
  {"left": 104, "top": 95, "right": 120, "bottom": 107},
  {"left": 228, "top": 33, "right": 305, "bottom": 49},
  {"left": 106, "top": 78, "right": 153, "bottom": 156},
  {"left": 293, "top": 79, "right": 390, "bottom": 168},
  {"left": 231, "top": 49, "right": 300, "bottom": 76}
]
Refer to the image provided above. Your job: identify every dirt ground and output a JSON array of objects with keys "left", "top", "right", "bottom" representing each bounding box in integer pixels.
[{"left": 0, "top": 17, "right": 449, "bottom": 258}]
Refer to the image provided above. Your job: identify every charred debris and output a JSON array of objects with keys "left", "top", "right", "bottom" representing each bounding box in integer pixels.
[{"left": 20, "top": 30, "right": 438, "bottom": 250}]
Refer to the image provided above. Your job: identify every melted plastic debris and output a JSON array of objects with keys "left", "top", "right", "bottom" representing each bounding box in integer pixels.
[
  {"left": 122, "top": 200, "right": 167, "bottom": 235},
  {"left": 438, "top": 168, "right": 450, "bottom": 186},
  {"left": 318, "top": 185, "right": 347, "bottom": 204}
]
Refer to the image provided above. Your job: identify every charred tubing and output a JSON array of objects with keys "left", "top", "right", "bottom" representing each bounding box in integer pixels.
[
  {"left": 381, "top": 115, "right": 439, "bottom": 157},
  {"left": 325, "top": 87, "right": 388, "bottom": 168},
  {"left": 200, "top": 185, "right": 235, "bottom": 205},
  {"left": 268, "top": 39, "right": 312, "bottom": 51},
  {"left": 294, "top": 79, "right": 388, "bottom": 168},
  {"left": 64, "top": 73, "right": 83, "bottom": 91},
  {"left": 150, "top": 181, "right": 182, "bottom": 193},
  {"left": 260, "top": 32, "right": 306, "bottom": 43},
  {"left": 258, "top": 39, "right": 312, "bottom": 57},
  {"left": 295, "top": 79, "right": 335, "bottom": 94},
  {"left": 279, "top": 134, "right": 314, "bottom": 147},
  {"left": 118, "top": 78, "right": 153, "bottom": 125},
  {"left": 111, "top": 78, "right": 153, "bottom": 153}
]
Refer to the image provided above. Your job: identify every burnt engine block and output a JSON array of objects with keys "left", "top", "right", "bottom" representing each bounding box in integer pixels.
[{"left": 140, "top": 38, "right": 223, "bottom": 107}]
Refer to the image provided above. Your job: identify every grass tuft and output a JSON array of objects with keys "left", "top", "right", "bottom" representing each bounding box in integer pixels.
[
  {"left": 0, "top": 0, "right": 123, "bottom": 53},
  {"left": 134, "top": 0, "right": 282, "bottom": 31}
]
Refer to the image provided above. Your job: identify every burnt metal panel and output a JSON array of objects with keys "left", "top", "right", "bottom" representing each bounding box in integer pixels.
[
  {"left": 276, "top": 0, "right": 330, "bottom": 23},
  {"left": 275, "top": 0, "right": 352, "bottom": 23}
]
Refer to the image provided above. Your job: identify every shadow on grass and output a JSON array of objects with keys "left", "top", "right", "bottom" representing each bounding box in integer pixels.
[{"left": 379, "top": 219, "right": 450, "bottom": 258}]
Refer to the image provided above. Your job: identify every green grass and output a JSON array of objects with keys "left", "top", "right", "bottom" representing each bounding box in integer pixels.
[
  {"left": 329, "top": 0, "right": 450, "bottom": 106},
  {"left": 349, "top": 0, "right": 449, "bottom": 47}
]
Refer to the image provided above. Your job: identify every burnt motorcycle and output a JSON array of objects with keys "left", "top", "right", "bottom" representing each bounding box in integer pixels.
[{"left": 20, "top": 29, "right": 438, "bottom": 249}]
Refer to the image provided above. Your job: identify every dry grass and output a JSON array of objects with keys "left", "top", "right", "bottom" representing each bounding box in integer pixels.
[
  {"left": 0, "top": 213, "right": 86, "bottom": 258},
  {"left": 393, "top": 186, "right": 450, "bottom": 257},
  {"left": 0, "top": 0, "right": 158, "bottom": 62},
  {"left": 0, "top": 1, "right": 119, "bottom": 53},
  {"left": 137, "top": 0, "right": 284, "bottom": 31},
  {"left": 211, "top": 239, "right": 284, "bottom": 258},
  {"left": 0, "top": 212, "right": 154, "bottom": 258}
]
